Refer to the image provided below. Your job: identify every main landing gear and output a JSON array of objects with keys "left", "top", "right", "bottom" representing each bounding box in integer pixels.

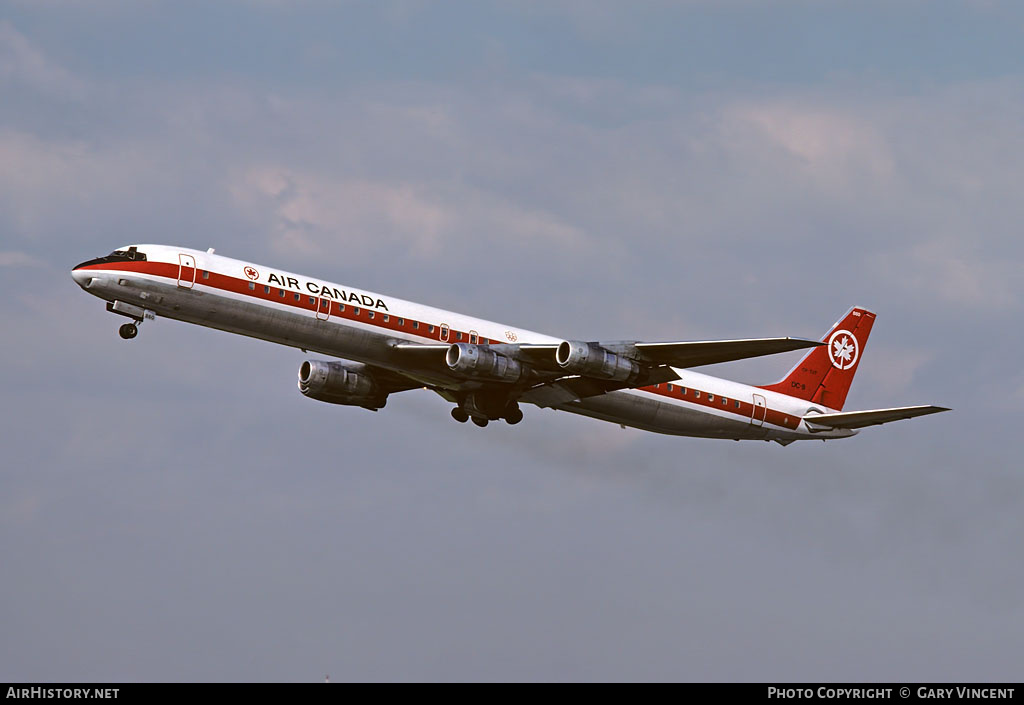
[
  {"left": 450, "top": 398, "right": 523, "bottom": 428},
  {"left": 504, "top": 404, "right": 524, "bottom": 425},
  {"left": 118, "top": 323, "right": 139, "bottom": 340}
]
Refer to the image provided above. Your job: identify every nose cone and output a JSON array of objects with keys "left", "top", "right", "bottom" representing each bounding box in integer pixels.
[{"left": 71, "top": 266, "right": 93, "bottom": 289}]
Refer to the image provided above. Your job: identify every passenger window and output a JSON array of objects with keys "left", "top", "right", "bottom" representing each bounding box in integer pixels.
[
  {"left": 278, "top": 289, "right": 285, "bottom": 297},
  {"left": 428, "top": 325, "right": 435, "bottom": 333},
  {"left": 293, "top": 293, "right": 301, "bottom": 301},
  {"left": 202, "top": 271, "right": 210, "bottom": 279},
  {"left": 456, "top": 332, "right": 463, "bottom": 341},
  {"left": 722, "top": 397, "right": 728, "bottom": 405},
  {"left": 440, "top": 324, "right": 450, "bottom": 341},
  {"left": 681, "top": 387, "right": 687, "bottom": 395},
  {"left": 263, "top": 285, "right": 270, "bottom": 294},
  {"left": 398, "top": 318, "right": 405, "bottom": 326},
  {"left": 354, "top": 307, "right": 360, "bottom": 315},
  {"left": 383, "top": 315, "right": 389, "bottom": 323},
  {"left": 367, "top": 311, "right": 374, "bottom": 319},
  {"left": 666, "top": 384, "right": 673, "bottom": 392},
  {"left": 708, "top": 394, "right": 715, "bottom": 402},
  {"left": 695, "top": 391, "right": 701, "bottom": 399},
  {"left": 735, "top": 400, "right": 741, "bottom": 408},
  {"left": 412, "top": 321, "right": 419, "bottom": 329},
  {"left": 308, "top": 296, "right": 315, "bottom": 305},
  {"left": 248, "top": 282, "right": 255, "bottom": 291}
]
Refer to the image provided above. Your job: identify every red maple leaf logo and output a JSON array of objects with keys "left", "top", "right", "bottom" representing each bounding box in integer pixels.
[{"left": 244, "top": 266, "right": 259, "bottom": 280}]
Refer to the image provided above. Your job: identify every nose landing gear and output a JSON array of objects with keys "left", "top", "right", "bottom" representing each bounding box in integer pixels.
[{"left": 106, "top": 300, "right": 153, "bottom": 340}]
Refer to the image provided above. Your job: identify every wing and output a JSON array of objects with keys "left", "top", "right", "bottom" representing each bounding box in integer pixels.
[
  {"left": 391, "top": 337, "right": 822, "bottom": 373},
  {"left": 803, "top": 405, "right": 951, "bottom": 430},
  {"left": 631, "top": 337, "right": 823, "bottom": 368},
  {"left": 388, "top": 335, "right": 818, "bottom": 407},
  {"left": 519, "top": 367, "right": 681, "bottom": 407},
  {"left": 363, "top": 363, "right": 428, "bottom": 394}
]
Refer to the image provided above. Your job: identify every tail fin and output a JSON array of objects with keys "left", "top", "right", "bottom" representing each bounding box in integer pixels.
[{"left": 760, "top": 306, "right": 876, "bottom": 410}]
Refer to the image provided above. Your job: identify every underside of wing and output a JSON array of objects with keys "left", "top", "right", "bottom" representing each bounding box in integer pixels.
[
  {"left": 362, "top": 363, "right": 428, "bottom": 394},
  {"left": 803, "top": 405, "right": 951, "bottom": 430},
  {"left": 389, "top": 336, "right": 820, "bottom": 406},
  {"left": 632, "top": 337, "right": 823, "bottom": 368},
  {"left": 520, "top": 366, "right": 680, "bottom": 407}
]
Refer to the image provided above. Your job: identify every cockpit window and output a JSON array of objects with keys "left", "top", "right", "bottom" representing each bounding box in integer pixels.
[
  {"left": 74, "top": 246, "right": 148, "bottom": 271},
  {"left": 108, "top": 246, "right": 147, "bottom": 262}
]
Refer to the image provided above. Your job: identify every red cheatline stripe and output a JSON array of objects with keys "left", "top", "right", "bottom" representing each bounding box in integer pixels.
[
  {"left": 78, "top": 260, "right": 501, "bottom": 344},
  {"left": 79, "top": 260, "right": 801, "bottom": 431},
  {"left": 639, "top": 383, "right": 800, "bottom": 429}
]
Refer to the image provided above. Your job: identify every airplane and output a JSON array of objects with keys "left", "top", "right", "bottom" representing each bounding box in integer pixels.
[{"left": 71, "top": 244, "right": 949, "bottom": 445}]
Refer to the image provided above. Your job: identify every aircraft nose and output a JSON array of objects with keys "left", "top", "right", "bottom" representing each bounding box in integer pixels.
[{"left": 71, "top": 266, "right": 92, "bottom": 288}]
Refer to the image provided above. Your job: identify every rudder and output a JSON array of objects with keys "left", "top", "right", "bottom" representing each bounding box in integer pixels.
[{"left": 760, "top": 306, "right": 875, "bottom": 410}]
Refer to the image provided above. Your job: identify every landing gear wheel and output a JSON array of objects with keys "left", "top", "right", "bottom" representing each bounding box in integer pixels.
[
  {"left": 451, "top": 408, "right": 469, "bottom": 423},
  {"left": 504, "top": 407, "right": 524, "bottom": 425},
  {"left": 118, "top": 323, "right": 138, "bottom": 340},
  {"left": 471, "top": 416, "right": 489, "bottom": 428}
]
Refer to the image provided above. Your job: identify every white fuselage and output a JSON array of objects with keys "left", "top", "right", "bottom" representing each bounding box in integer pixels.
[{"left": 72, "top": 245, "right": 854, "bottom": 444}]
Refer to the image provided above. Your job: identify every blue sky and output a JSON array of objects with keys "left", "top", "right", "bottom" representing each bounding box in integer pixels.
[{"left": 1, "top": 0, "right": 1023, "bottom": 681}]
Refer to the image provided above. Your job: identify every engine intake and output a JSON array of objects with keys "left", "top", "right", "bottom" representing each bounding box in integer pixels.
[
  {"left": 298, "top": 360, "right": 387, "bottom": 410},
  {"left": 555, "top": 341, "right": 641, "bottom": 383},
  {"left": 446, "top": 343, "right": 524, "bottom": 382}
]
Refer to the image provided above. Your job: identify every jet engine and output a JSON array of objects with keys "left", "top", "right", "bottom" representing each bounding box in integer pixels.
[
  {"left": 555, "top": 341, "right": 641, "bottom": 383},
  {"left": 446, "top": 343, "right": 525, "bottom": 382},
  {"left": 297, "top": 360, "right": 387, "bottom": 410}
]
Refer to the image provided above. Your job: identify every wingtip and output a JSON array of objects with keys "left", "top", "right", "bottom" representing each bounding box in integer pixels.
[{"left": 789, "top": 337, "right": 826, "bottom": 347}]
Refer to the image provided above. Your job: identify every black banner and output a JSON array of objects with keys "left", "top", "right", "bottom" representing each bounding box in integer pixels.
[{"left": 2, "top": 683, "right": 1022, "bottom": 696}]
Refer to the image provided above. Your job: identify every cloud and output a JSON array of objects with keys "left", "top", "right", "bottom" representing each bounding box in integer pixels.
[
  {"left": 724, "top": 101, "right": 895, "bottom": 186},
  {"left": 871, "top": 237, "right": 1020, "bottom": 311},
  {"left": 856, "top": 344, "right": 934, "bottom": 402},
  {"left": 0, "top": 21, "right": 85, "bottom": 100},
  {"left": 0, "top": 251, "right": 45, "bottom": 267},
  {"left": 230, "top": 165, "right": 585, "bottom": 265},
  {"left": 0, "top": 131, "right": 154, "bottom": 235},
  {"left": 231, "top": 168, "right": 454, "bottom": 259}
]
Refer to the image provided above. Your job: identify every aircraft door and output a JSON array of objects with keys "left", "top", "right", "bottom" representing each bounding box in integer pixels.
[
  {"left": 177, "top": 253, "right": 196, "bottom": 289},
  {"left": 315, "top": 296, "right": 331, "bottom": 321},
  {"left": 751, "top": 394, "right": 767, "bottom": 426}
]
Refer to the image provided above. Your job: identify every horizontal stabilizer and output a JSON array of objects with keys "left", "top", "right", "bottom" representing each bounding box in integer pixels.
[
  {"left": 634, "top": 337, "right": 823, "bottom": 368},
  {"left": 803, "top": 405, "right": 951, "bottom": 430}
]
